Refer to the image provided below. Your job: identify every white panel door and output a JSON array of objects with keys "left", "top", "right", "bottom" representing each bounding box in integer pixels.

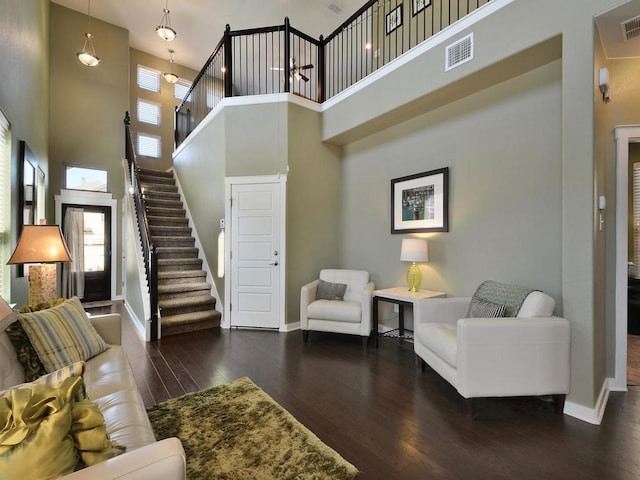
[{"left": 230, "top": 182, "right": 281, "bottom": 328}]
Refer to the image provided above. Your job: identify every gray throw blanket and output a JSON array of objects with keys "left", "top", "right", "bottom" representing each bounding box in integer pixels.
[{"left": 472, "top": 280, "right": 535, "bottom": 317}]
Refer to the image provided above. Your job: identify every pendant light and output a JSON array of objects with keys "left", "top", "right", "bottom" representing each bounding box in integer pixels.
[
  {"left": 156, "top": 0, "right": 177, "bottom": 42},
  {"left": 77, "top": 0, "right": 100, "bottom": 67},
  {"left": 163, "top": 49, "right": 179, "bottom": 84}
]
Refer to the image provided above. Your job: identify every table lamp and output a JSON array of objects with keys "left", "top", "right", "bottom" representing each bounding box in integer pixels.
[
  {"left": 7, "top": 225, "right": 72, "bottom": 305},
  {"left": 400, "top": 238, "right": 429, "bottom": 292}
]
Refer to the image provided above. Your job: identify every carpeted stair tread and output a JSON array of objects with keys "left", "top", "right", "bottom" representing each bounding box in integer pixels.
[
  {"left": 156, "top": 246, "right": 199, "bottom": 258},
  {"left": 153, "top": 236, "right": 195, "bottom": 247},
  {"left": 150, "top": 225, "right": 192, "bottom": 236},
  {"left": 144, "top": 197, "right": 183, "bottom": 209},
  {"left": 159, "top": 295, "right": 217, "bottom": 315},
  {"left": 147, "top": 216, "right": 189, "bottom": 226},
  {"left": 137, "top": 167, "right": 221, "bottom": 337},
  {"left": 147, "top": 206, "right": 186, "bottom": 217},
  {"left": 140, "top": 183, "right": 179, "bottom": 194},
  {"left": 158, "top": 269, "right": 206, "bottom": 280},
  {"left": 138, "top": 168, "right": 174, "bottom": 179},
  {"left": 143, "top": 191, "right": 181, "bottom": 202}
]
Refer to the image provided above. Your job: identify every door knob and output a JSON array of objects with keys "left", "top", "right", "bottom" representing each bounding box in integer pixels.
[{"left": 269, "top": 261, "right": 279, "bottom": 266}]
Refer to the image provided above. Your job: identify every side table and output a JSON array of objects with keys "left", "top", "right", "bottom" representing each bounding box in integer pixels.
[{"left": 372, "top": 287, "right": 446, "bottom": 347}]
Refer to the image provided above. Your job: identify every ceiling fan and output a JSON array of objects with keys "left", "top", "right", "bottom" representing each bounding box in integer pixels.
[{"left": 271, "top": 58, "right": 314, "bottom": 82}]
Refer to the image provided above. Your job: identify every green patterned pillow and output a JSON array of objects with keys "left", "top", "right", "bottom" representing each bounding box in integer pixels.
[
  {"left": 18, "top": 297, "right": 109, "bottom": 373},
  {"left": 4, "top": 322, "right": 47, "bottom": 382},
  {"left": 0, "top": 361, "right": 86, "bottom": 401}
]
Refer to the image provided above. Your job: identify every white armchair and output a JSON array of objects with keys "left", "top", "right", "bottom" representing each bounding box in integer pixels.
[
  {"left": 413, "top": 281, "right": 570, "bottom": 418},
  {"left": 300, "top": 269, "right": 374, "bottom": 343}
]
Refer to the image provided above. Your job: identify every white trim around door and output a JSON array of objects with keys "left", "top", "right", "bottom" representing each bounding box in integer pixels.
[{"left": 223, "top": 175, "right": 287, "bottom": 331}]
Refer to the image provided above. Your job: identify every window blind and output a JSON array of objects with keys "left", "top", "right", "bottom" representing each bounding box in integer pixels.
[
  {"left": 137, "top": 133, "right": 161, "bottom": 158},
  {"left": 0, "top": 110, "right": 10, "bottom": 299},
  {"left": 137, "top": 65, "right": 161, "bottom": 93},
  {"left": 137, "top": 99, "right": 161, "bottom": 126},
  {"left": 174, "top": 79, "right": 192, "bottom": 101}
]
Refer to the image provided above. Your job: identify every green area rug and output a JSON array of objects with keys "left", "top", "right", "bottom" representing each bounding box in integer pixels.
[{"left": 147, "top": 377, "right": 358, "bottom": 480}]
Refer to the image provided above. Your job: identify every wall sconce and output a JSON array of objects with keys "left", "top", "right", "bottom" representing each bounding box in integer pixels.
[
  {"left": 400, "top": 238, "right": 429, "bottom": 292},
  {"left": 8, "top": 225, "right": 72, "bottom": 305},
  {"left": 599, "top": 67, "right": 610, "bottom": 102}
]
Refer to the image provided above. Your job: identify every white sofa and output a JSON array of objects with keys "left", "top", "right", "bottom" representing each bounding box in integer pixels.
[
  {"left": 0, "top": 311, "right": 186, "bottom": 480},
  {"left": 413, "top": 282, "right": 570, "bottom": 417},
  {"left": 300, "top": 269, "right": 374, "bottom": 342}
]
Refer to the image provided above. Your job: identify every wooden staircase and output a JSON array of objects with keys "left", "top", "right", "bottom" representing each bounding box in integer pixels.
[{"left": 138, "top": 168, "right": 221, "bottom": 336}]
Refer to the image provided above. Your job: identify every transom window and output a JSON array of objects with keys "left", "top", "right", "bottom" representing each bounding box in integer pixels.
[{"left": 65, "top": 166, "right": 108, "bottom": 192}]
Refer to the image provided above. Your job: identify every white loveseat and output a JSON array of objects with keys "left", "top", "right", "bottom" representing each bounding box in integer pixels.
[
  {"left": 300, "top": 269, "right": 374, "bottom": 342},
  {"left": 0, "top": 309, "right": 186, "bottom": 479},
  {"left": 413, "top": 281, "right": 570, "bottom": 417}
]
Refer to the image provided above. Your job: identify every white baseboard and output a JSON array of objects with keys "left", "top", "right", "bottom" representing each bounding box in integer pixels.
[
  {"left": 123, "top": 302, "right": 147, "bottom": 341},
  {"left": 563, "top": 378, "right": 611, "bottom": 425},
  {"left": 281, "top": 321, "right": 300, "bottom": 333}
]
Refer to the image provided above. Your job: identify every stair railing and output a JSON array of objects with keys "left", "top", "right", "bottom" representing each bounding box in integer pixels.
[
  {"left": 124, "top": 112, "right": 159, "bottom": 340},
  {"left": 174, "top": 0, "right": 491, "bottom": 147}
]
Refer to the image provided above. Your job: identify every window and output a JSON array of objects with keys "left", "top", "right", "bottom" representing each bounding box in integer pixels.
[
  {"left": 137, "top": 65, "right": 161, "bottom": 93},
  {"left": 137, "top": 133, "right": 161, "bottom": 158},
  {"left": 65, "top": 166, "right": 108, "bottom": 192},
  {"left": 137, "top": 99, "right": 161, "bottom": 126},
  {"left": 174, "top": 79, "right": 192, "bottom": 102},
  {"left": 0, "top": 109, "right": 11, "bottom": 299}
]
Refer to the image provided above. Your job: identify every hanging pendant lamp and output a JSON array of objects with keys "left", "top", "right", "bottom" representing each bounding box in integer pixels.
[
  {"left": 77, "top": 0, "right": 100, "bottom": 66},
  {"left": 156, "top": 0, "right": 177, "bottom": 42},
  {"left": 163, "top": 49, "right": 179, "bottom": 84}
]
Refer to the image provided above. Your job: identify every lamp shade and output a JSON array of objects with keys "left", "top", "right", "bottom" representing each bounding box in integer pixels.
[
  {"left": 8, "top": 225, "right": 72, "bottom": 264},
  {"left": 400, "top": 238, "right": 429, "bottom": 262}
]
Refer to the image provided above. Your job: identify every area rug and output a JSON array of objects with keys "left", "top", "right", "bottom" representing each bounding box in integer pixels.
[
  {"left": 629, "top": 335, "right": 640, "bottom": 386},
  {"left": 147, "top": 377, "right": 358, "bottom": 480}
]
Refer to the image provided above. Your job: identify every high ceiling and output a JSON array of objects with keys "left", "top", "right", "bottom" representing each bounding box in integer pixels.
[
  {"left": 51, "top": 0, "right": 365, "bottom": 71},
  {"left": 51, "top": 0, "right": 640, "bottom": 73}
]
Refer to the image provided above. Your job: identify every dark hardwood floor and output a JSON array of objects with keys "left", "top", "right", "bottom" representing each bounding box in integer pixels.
[{"left": 87, "top": 302, "right": 640, "bottom": 480}]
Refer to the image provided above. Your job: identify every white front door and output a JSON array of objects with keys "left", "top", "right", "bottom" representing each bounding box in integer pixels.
[{"left": 229, "top": 181, "right": 282, "bottom": 328}]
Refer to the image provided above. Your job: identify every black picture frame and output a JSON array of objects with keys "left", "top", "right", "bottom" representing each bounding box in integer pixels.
[
  {"left": 391, "top": 167, "right": 449, "bottom": 233},
  {"left": 386, "top": 5, "right": 403, "bottom": 35},
  {"left": 412, "top": 0, "right": 431, "bottom": 16}
]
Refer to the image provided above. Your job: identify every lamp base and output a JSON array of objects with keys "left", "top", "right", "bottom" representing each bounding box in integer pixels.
[
  {"left": 406, "top": 262, "right": 422, "bottom": 293},
  {"left": 28, "top": 264, "right": 58, "bottom": 305}
]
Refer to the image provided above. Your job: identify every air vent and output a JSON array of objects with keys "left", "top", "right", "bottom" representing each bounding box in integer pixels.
[
  {"left": 445, "top": 33, "right": 473, "bottom": 71},
  {"left": 621, "top": 14, "right": 640, "bottom": 41}
]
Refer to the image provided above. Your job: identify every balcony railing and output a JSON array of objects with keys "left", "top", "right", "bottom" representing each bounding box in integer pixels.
[{"left": 176, "top": 0, "right": 490, "bottom": 147}]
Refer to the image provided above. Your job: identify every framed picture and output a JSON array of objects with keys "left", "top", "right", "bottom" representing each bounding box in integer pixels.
[
  {"left": 412, "top": 0, "right": 431, "bottom": 16},
  {"left": 386, "top": 5, "right": 403, "bottom": 35},
  {"left": 391, "top": 167, "right": 449, "bottom": 233}
]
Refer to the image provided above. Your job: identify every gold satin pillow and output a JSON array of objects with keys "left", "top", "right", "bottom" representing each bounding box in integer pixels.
[
  {"left": 71, "top": 399, "right": 125, "bottom": 467},
  {"left": 0, "top": 376, "right": 82, "bottom": 480}
]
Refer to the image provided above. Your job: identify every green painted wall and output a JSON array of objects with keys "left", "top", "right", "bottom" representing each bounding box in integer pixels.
[
  {"left": 49, "top": 3, "right": 129, "bottom": 298},
  {"left": 0, "top": 0, "right": 50, "bottom": 305}
]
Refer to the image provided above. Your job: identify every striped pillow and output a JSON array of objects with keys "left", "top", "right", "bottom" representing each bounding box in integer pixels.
[
  {"left": 466, "top": 299, "right": 507, "bottom": 318},
  {"left": 18, "top": 297, "right": 109, "bottom": 373},
  {"left": 0, "top": 361, "right": 86, "bottom": 400}
]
